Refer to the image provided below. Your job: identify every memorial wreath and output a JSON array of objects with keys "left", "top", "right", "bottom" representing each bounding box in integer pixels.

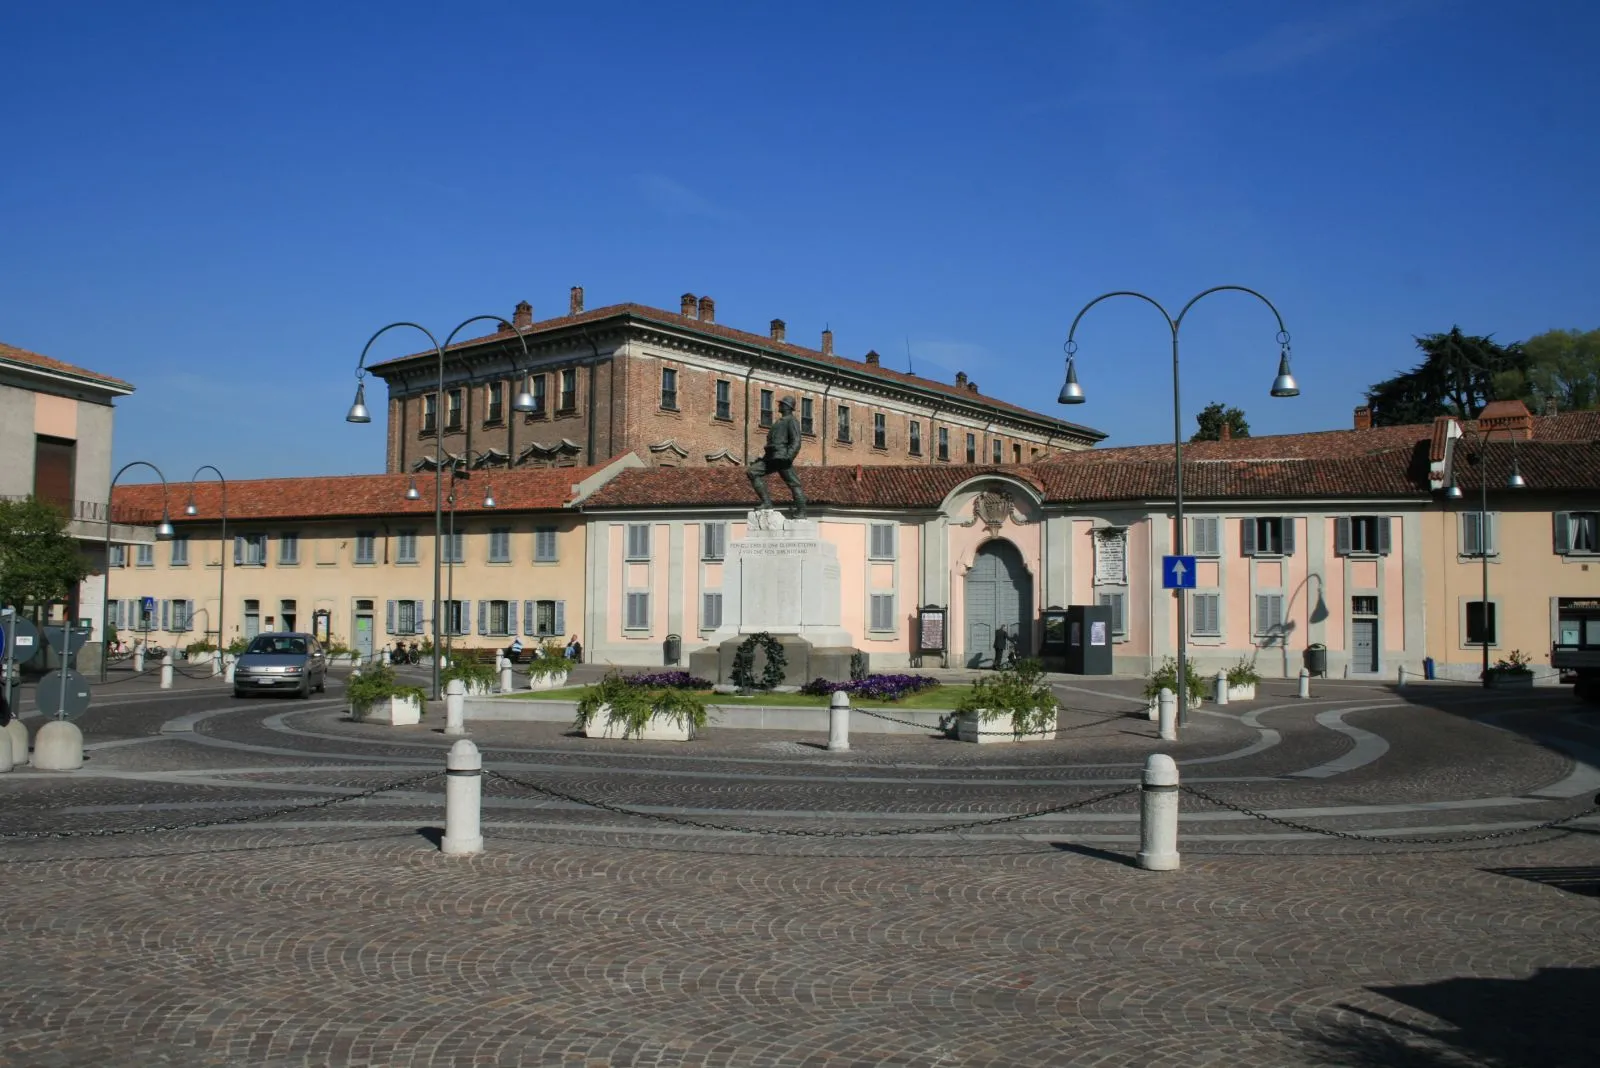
[{"left": 730, "top": 631, "right": 787, "bottom": 691}]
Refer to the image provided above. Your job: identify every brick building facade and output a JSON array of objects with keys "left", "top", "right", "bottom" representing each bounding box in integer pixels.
[{"left": 366, "top": 288, "right": 1104, "bottom": 474}]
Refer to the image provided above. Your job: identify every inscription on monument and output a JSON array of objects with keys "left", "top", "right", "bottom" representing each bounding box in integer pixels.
[{"left": 1093, "top": 528, "right": 1128, "bottom": 586}]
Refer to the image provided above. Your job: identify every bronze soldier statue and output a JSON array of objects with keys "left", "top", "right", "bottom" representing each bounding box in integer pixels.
[{"left": 747, "top": 396, "right": 807, "bottom": 518}]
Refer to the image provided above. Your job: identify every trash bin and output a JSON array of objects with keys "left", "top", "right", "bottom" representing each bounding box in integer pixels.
[
  {"left": 1304, "top": 643, "right": 1328, "bottom": 678},
  {"left": 1423, "top": 656, "right": 1436, "bottom": 681},
  {"left": 663, "top": 633, "right": 681, "bottom": 666}
]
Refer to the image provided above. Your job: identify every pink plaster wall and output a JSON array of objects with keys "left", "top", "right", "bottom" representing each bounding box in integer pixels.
[
  {"left": 1071, "top": 520, "right": 1094, "bottom": 606},
  {"left": 607, "top": 526, "right": 625, "bottom": 642},
  {"left": 1383, "top": 515, "right": 1405, "bottom": 650},
  {"left": 683, "top": 522, "right": 701, "bottom": 634},
  {"left": 652, "top": 523, "right": 669, "bottom": 635},
  {"left": 1224, "top": 517, "right": 1252, "bottom": 648}
]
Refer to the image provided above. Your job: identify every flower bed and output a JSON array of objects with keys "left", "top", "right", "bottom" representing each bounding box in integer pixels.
[
  {"left": 626, "top": 671, "right": 713, "bottom": 690},
  {"left": 800, "top": 674, "right": 940, "bottom": 702}
]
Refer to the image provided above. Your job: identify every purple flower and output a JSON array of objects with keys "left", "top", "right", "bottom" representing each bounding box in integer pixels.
[
  {"left": 626, "top": 671, "right": 713, "bottom": 690},
  {"left": 800, "top": 674, "right": 939, "bottom": 701}
]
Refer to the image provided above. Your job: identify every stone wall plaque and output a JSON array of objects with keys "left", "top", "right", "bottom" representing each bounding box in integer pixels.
[{"left": 1093, "top": 528, "right": 1128, "bottom": 586}]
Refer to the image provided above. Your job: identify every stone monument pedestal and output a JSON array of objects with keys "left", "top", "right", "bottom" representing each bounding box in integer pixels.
[{"left": 689, "top": 510, "right": 860, "bottom": 687}]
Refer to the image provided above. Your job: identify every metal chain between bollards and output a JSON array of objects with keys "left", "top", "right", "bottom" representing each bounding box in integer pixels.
[
  {"left": 0, "top": 770, "right": 442, "bottom": 841},
  {"left": 1179, "top": 784, "right": 1600, "bottom": 846},
  {"left": 850, "top": 704, "right": 1127, "bottom": 738},
  {"left": 91, "top": 664, "right": 168, "bottom": 685},
  {"left": 486, "top": 769, "right": 1137, "bottom": 838}
]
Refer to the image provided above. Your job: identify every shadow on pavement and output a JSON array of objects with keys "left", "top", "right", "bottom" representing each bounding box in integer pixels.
[{"left": 1050, "top": 841, "right": 1139, "bottom": 868}]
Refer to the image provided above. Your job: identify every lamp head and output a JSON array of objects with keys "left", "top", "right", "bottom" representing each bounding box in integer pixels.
[
  {"left": 1057, "top": 355, "right": 1085, "bottom": 405},
  {"left": 345, "top": 380, "right": 372, "bottom": 423},
  {"left": 155, "top": 513, "right": 175, "bottom": 540},
  {"left": 483, "top": 484, "right": 497, "bottom": 509},
  {"left": 512, "top": 377, "right": 537, "bottom": 413},
  {"left": 1507, "top": 459, "right": 1526, "bottom": 490},
  {"left": 1269, "top": 350, "right": 1300, "bottom": 398},
  {"left": 184, "top": 498, "right": 197, "bottom": 517},
  {"left": 405, "top": 477, "right": 421, "bottom": 501},
  {"left": 1445, "top": 483, "right": 1464, "bottom": 500}
]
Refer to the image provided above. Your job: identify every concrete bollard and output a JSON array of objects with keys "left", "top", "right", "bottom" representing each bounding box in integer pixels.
[
  {"left": 445, "top": 678, "right": 466, "bottom": 736},
  {"left": 134, "top": 645, "right": 145, "bottom": 674},
  {"left": 1297, "top": 668, "right": 1310, "bottom": 699},
  {"left": 1214, "top": 670, "right": 1229, "bottom": 707},
  {"left": 1157, "top": 687, "right": 1177, "bottom": 742},
  {"left": 160, "top": 651, "right": 174, "bottom": 690},
  {"left": 211, "top": 650, "right": 222, "bottom": 678},
  {"left": 224, "top": 653, "right": 237, "bottom": 685},
  {"left": 828, "top": 690, "right": 850, "bottom": 752},
  {"left": 0, "top": 726, "right": 11, "bottom": 772},
  {"left": 1137, "top": 753, "right": 1180, "bottom": 871},
  {"left": 498, "top": 657, "right": 513, "bottom": 695},
  {"left": 1396, "top": 664, "right": 1406, "bottom": 689},
  {"left": 32, "top": 720, "right": 83, "bottom": 771},
  {"left": 441, "top": 738, "right": 483, "bottom": 855},
  {"left": 4, "top": 719, "right": 27, "bottom": 767}
]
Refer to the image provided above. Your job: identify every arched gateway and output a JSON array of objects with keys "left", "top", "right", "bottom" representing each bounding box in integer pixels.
[{"left": 965, "top": 539, "right": 1031, "bottom": 668}]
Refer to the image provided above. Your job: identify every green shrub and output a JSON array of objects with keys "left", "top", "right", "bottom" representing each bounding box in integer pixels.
[
  {"left": 226, "top": 637, "right": 248, "bottom": 655},
  {"left": 527, "top": 650, "right": 572, "bottom": 679},
  {"left": 1225, "top": 658, "right": 1262, "bottom": 687},
  {"left": 441, "top": 657, "right": 497, "bottom": 692},
  {"left": 346, "top": 662, "right": 427, "bottom": 721},
  {"left": 1143, "top": 656, "right": 1205, "bottom": 705},
  {"left": 185, "top": 639, "right": 216, "bottom": 658},
  {"left": 574, "top": 670, "right": 708, "bottom": 739},
  {"left": 956, "top": 658, "right": 1057, "bottom": 738},
  {"left": 325, "top": 637, "right": 351, "bottom": 658},
  {"left": 1493, "top": 649, "right": 1533, "bottom": 673}
]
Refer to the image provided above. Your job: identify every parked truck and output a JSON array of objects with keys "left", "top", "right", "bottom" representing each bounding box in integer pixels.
[{"left": 1553, "top": 597, "right": 1600, "bottom": 702}]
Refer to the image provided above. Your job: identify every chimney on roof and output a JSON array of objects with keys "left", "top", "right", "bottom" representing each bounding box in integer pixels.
[
  {"left": 864, "top": 350, "right": 880, "bottom": 367},
  {"left": 569, "top": 286, "right": 584, "bottom": 315},
  {"left": 821, "top": 328, "right": 834, "bottom": 357},
  {"left": 770, "top": 319, "right": 786, "bottom": 342},
  {"left": 967, "top": 380, "right": 978, "bottom": 394},
  {"left": 513, "top": 300, "right": 533, "bottom": 329},
  {"left": 1476, "top": 398, "right": 1535, "bottom": 441},
  {"left": 681, "top": 293, "right": 698, "bottom": 318},
  {"left": 697, "top": 295, "right": 715, "bottom": 323},
  {"left": 955, "top": 371, "right": 967, "bottom": 388},
  {"left": 1353, "top": 405, "right": 1372, "bottom": 430},
  {"left": 1220, "top": 423, "right": 1232, "bottom": 441}
]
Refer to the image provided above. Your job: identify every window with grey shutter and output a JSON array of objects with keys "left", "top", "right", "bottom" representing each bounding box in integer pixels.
[
  {"left": 354, "top": 531, "right": 376, "bottom": 565},
  {"left": 626, "top": 592, "right": 650, "bottom": 630},
  {"left": 396, "top": 530, "right": 418, "bottom": 563},
  {"left": 1191, "top": 592, "right": 1221, "bottom": 636},
  {"left": 702, "top": 522, "right": 726, "bottom": 561},
  {"left": 534, "top": 527, "right": 558, "bottom": 562},
  {"left": 109, "top": 544, "right": 125, "bottom": 568},
  {"left": 869, "top": 593, "right": 896, "bottom": 632},
  {"left": 170, "top": 537, "right": 189, "bottom": 566},
  {"left": 1097, "top": 591, "right": 1126, "bottom": 637},
  {"left": 626, "top": 524, "right": 651, "bottom": 560},
  {"left": 278, "top": 533, "right": 299, "bottom": 564},
  {"left": 1560, "top": 511, "right": 1600, "bottom": 554},
  {"left": 1462, "top": 512, "right": 1497, "bottom": 556},
  {"left": 702, "top": 592, "right": 723, "bottom": 629},
  {"left": 1189, "top": 516, "right": 1219, "bottom": 557},
  {"left": 868, "top": 523, "right": 896, "bottom": 560},
  {"left": 1254, "top": 593, "right": 1285, "bottom": 636},
  {"left": 137, "top": 543, "right": 154, "bottom": 567},
  {"left": 445, "top": 532, "right": 464, "bottom": 563},
  {"left": 489, "top": 528, "right": 511, "bottom": 563},
  {"left": 553, "top": 600, "right": 565, "bottom": 636}
]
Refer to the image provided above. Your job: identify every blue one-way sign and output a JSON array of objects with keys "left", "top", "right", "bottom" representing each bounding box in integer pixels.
[{"left": 1162, "top": 555, "right": 1197, "bottom": 589}]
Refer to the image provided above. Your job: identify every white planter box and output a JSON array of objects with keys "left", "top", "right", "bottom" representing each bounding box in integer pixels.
[
  {"left": 582, "top": 703, "right": 692, "bottom": 741},
  {"left": 1226, "top": 682, "right": 1257, "bottom": 702},
  {"left": 956, "top": 708, "right": 1058, "bottom": 744},
  {"left": 1147, "top": 694, "right": 1204, "bottom": 720},
  {"left": 527, "top": 671, "right": 571, "bottom": 691},
  {"left": 354, "top": 695, "right": 422, "bottom": 726}
]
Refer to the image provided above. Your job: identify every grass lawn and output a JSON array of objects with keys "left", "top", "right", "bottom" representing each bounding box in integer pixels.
[{"left": 506, "top": 684, "right": 977, "bottom": 710}]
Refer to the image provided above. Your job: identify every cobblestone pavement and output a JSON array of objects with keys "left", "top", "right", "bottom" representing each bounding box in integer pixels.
[{"left": 0, "top": 671, "right": 1598, "bottom": 1066}]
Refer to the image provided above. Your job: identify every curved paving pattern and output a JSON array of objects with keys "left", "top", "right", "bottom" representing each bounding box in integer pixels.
[{"left": 0, "top": 671, "right": 1597, "bottom": 1065}]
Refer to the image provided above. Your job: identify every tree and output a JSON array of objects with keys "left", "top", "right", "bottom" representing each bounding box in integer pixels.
[
  {"left": 0, "top": 497, "right": 90, "bottom": 614},
  {"left": 1364, "top": 326, "right": 1525, "bottom": 426},
  {"left": 1192, "top": 401, "right": 1250, "bottom": 441},
  {"left": 1513, "top": 328, "right": 1600, "bottom": 413}
]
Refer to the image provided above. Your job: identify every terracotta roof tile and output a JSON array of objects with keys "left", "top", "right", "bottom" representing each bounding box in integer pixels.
[
  {"left": 0, "top": 340, "right": 133, "bottom": 391},
  {"left": 111, "top": 467, "right": 602, "bottom": 525},
  {"left": 365, "top": 303, "right": 1103, "bottom": 439},
  {"left": 1449, "top": 441, "right": 1600, "bottom": 493}
]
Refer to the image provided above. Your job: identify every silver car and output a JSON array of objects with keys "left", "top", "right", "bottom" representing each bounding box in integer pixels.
[{"left": 233, "top": 632, "right": 327, "bottom": 699}]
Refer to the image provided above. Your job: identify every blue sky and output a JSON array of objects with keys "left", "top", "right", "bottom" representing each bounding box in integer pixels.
[{"left": 4, "top": 1, "right": 1597, "bottom": 483}]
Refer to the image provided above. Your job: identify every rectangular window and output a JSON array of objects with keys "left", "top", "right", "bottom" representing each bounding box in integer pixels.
[
  {"left": 660, "top": 367, "right": 678, "bottom": 410},
  {"left": 168, "top": 599, "right": 194, "bottom": 633},
  {"left": 938, "top": 427, "right": 949, "bottom": 461},
  {"left": 965, "top": 433, "right": 976, "bottom": 464},
  {"left": 992, "top": 438, "right": 1003, "bottom": 464},
  {"left": 354, "top": 531, "right": 377, "bottom": 565},
  {"left": 393, "top": 599, "right": 423, "bottom": 635},
  {"left": 109, "top": 544, "right": 126, "bottom": 568},
  {"left": 626, "top": 591, "right": 651, "bottom": 630},
  {"left": 529, "top": 374, "right": 547, "bottom": 417},
  {"left": 1466, "top": 600, "right": 1497, "bottom": 645},
  {"left": 1191, "top": 592, "right": 1221, "bottom": 636},
  {"left": 759, "top": 389, "right": 774, "bottom": 428},
  {"left": 1254, "top": 593, "right": 1286, "bottom": 636},
  {"left": 33, "top": 434, "right": 74, "bottom": 512},
  {"left": 534, "top": 526, "right": 558, "bottom": 562},
  {"left": 445, "top": 389, "right": 463, "bottom": 431},
  {"left": 1013, "top": 443, "right": 1022, "bottom": 463},
  {"left": 170, "top": 536, "right": 189, "bottom": 567},
  {"left": 1098, "top": 591, "right": 1127, "bottom": 637},
  {"left": 525, "top": 598, "right": 566, "bottom": 638},
  {"left": 422, "top": 393, "right": 437, "bottom": 433},
  {"left": 278, "top": 533, "right": 299, "bottom": 565},
  {"left": 1336, "top": 516, "right": 1392, "bottom": 556},
  {"left": 1241, "top": 517, "right": 1294, "bottom": 556},
  {"left": 1189, "top": 516, "right": 1221, "bottom": 557},
  {"left": 715, "top": 379, "right": 732, "bottom": 421},
  {"left": 396, "top": 530, "right": 418, "bottom": 564},
  {"left": 489, "top": 527, "right": 511, "bottom": 563},
  {"left": 232, "top": 534, "right": 266, "bottom": 566},
  {"left": 873, "top": 413, "right": 887, "bottom": 449},
  {"left": 837, "top": 405, "right": 851, "bottom": 443},
  {"left": 869, "top": 593, "right": 896, "bottom": 632},
  {"left": 702, "top": 522, "right": 726, "bottom": 561},
  {"left": 1352, "top": 595, "right": 1379, "bottom": 615},
  {"left": 868, "top": 523, "right": 896, "bottom": 560},
  {"left": 280, "top": 599, "right": 298, "bottom": 633},
  {"left": 1556, "top": 511, "right": 1600, "bottom": 554},
  {"left": 444, "top": 599, "right": 470, "bottom": 636},
  {"left": 909, "top": 420, "right": 922, "bottom": 456},
  {"left": 559, "top": 368, "right": 576, "bottom": 412},
  {"left": 626, "top": 523, "right": 651, "bottom": 560},
  {"left": 484, "top": 599, "right": 512, "bottom": 637},
  {"left": 136, "top": 543, "right": 154, "bottom": 567},
  {"left": 702, "top": 592, "right": 723, "bottom": 630},
  {"left": 444, "top": 531, "right": 464, "bottom": 564},
  {"left": 800, "top": 398, "right": 814, "bottom": 436},
  {"left": 1461, "top": 512, "right": 1496, "bottom": 556},
  {"left": 485, "top": 382, "right": 503, "bottom": 424}
]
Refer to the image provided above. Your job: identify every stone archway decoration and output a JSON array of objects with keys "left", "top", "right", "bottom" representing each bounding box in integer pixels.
[
  {"left": 730, "top": 631, "right": 787, "bottom": 691},
  {"left": 973, "top": 490, "right": 1016, "bottom": 533}
]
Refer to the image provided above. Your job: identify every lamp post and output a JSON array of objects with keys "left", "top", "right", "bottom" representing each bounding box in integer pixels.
[
  {"left": 1445, "top": 427, "right": 1526, "bottom": 687},
  {"left": 1059, "top": 286, "right": 1299, "bottom": 727},
  {"left": 184, "top": 465, "right": 228, "bottom": 655},
  {"left": 101, "top": 461, "right": 176, "bottom": 682},
  {"left": 348, "top": 317, "right": 534, "bottom": 700},
  {"left": 410, "top": 450, "right": 498, "bottom": 661}
]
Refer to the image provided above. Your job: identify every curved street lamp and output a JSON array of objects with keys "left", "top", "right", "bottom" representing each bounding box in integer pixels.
[
  {"left": 101, "top": 461, "right": 176, "bottom": 682},
  {"left": 185, "top": 465, "right": 228, "bottom": 658},
  {"left": 348, "top": 317, "right": 534, "bottom": 700},
  {"left": 1059, "top": 286, "right": 1298, "bottom": 728},
  {"left": 413, "top": 447, "right": 500, "bottom": 659},
  {"left": 1444, "top": 425, "right": 1526, "bottom": 687}
]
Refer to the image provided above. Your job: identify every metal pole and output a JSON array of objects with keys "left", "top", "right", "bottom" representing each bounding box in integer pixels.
[
  {"left": 432, "top": 357, "right": 444, "bottom": 701},
  {"left": 99, "top": 461, "right": 173, "bottom": 682},
  {"left": 57, "top": 621, "right": 70, "bottom": 720},
  {"left": 1171, "top": 324, "right": 1188, "bottom": 727},
  {"left": 218, "top": 481, "right": 227, "bottom": 655},
  {"left": 1480, "top": 452, "right": 1491, "bottom": 688},
  {"left": 446, "top": 483, "right": 457, "bottom": 663}
]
